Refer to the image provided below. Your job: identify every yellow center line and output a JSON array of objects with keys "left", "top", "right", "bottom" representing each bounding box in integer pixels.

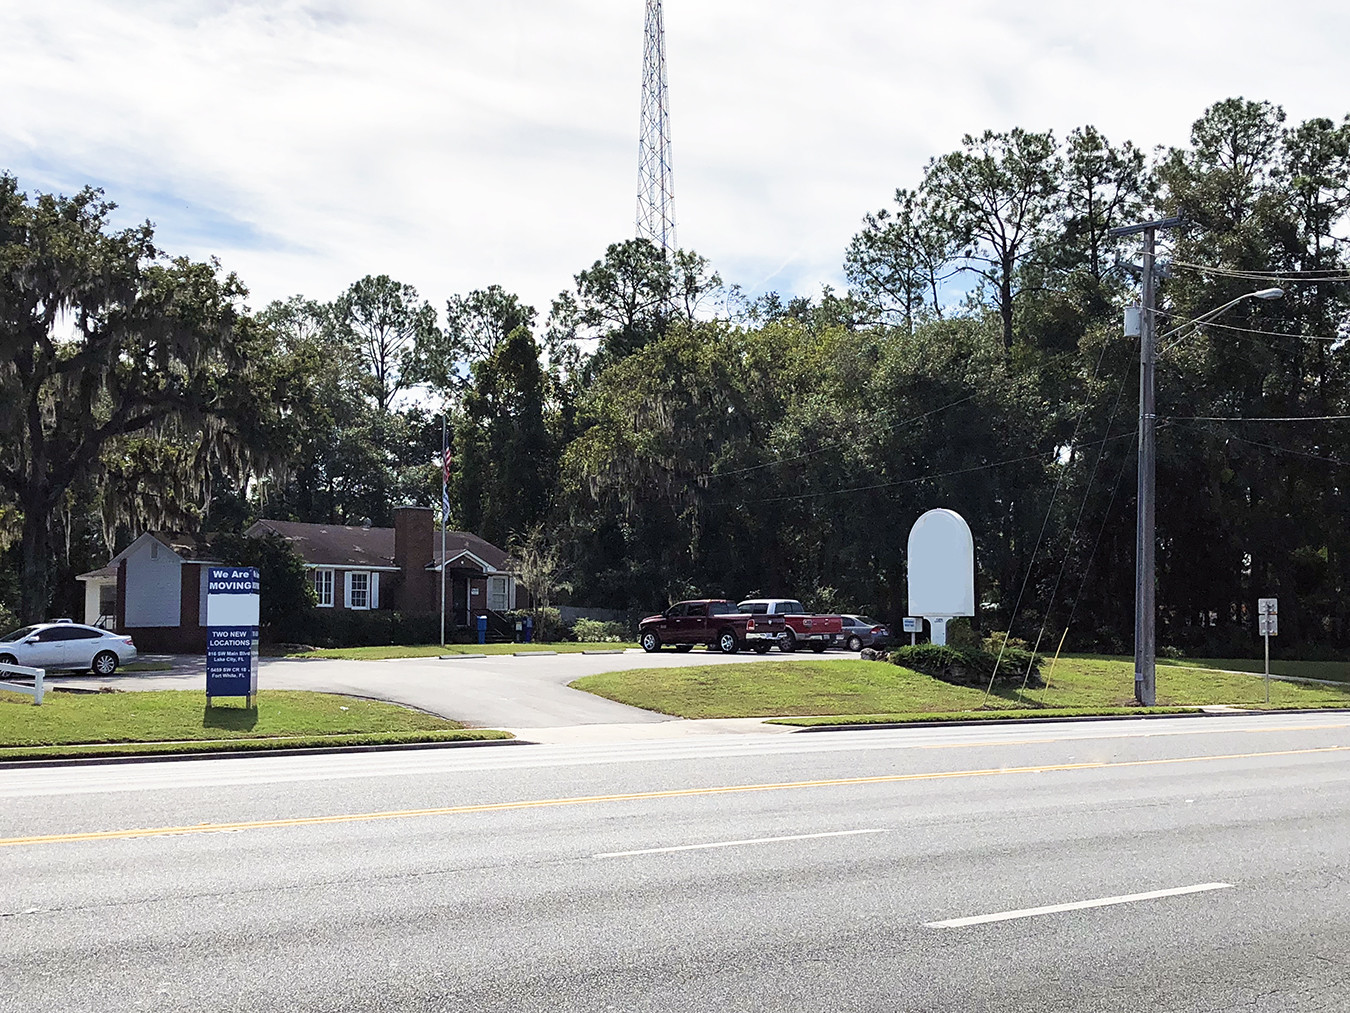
[{"left": 4, "top": 744, "right": 1349, "bottom": 849}]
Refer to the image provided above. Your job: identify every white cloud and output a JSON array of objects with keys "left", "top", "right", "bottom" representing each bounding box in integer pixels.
[{"left": 2, "top": 0, "right": 1347, "bottom": 317}]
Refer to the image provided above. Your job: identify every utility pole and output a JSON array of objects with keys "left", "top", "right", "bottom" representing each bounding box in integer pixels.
[{"left": 1108, "top": 215, "right": 1182, "bottom": 707}]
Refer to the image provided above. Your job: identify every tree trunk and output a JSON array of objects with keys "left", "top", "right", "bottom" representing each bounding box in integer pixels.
[
  {"left": 19, "top": 500, "right": 52, "bottom": 624},
  {"left": 999, "top": 270, "right": 1014, "bottom": 351}
]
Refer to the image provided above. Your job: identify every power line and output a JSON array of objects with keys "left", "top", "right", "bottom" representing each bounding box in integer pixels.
[
  {"left": 1165, "top": 414, "right": 1350, "bottom": 422},
  {"left": 1184, "top": 319, "right": 1341, "bottom": 342},
  {"left": 734, "top": 434, "right": 1135, "bottom": 508},
  {"left": 711, "top": 392, "right": 977, "bottom": 479},
  {"left": 1171, "top": 421, "right": 1350, "bottom": 467},
  {"left": 1017, "top": 329, "right": 1143, "bottom": 694},
  {"left": 1171, "top": 260, "right": 1350, "bottom": 283}
]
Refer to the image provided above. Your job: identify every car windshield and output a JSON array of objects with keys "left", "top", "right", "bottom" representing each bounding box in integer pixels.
[
  {"left": 0, "top": 626, "right": 39, "bottom": 643},
  {"left": 708, "top": 602, "right": 740, "bottom": 615}
]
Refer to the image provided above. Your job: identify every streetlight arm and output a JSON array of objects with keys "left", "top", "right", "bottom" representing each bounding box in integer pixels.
[{"left": 1157, "top": 287, "right": 1283, "bottom": 353}]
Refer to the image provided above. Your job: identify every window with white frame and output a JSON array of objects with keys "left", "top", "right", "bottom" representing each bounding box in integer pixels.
[
  {"left": 488, "top": 576, "right": 509, "bottom": 612},
  {"left": 347, "top": 571, "right": 369, "bottom": 610},
  {"left": 313, "top": 569, "right": 334, "bottom": 608}
]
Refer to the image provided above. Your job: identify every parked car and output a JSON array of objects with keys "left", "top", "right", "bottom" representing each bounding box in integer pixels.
[
  {"left": 639, "top": 600, "right": 786, "bottom": 654},
  {"left": 0, "top": 621, "right": 137, "bottom": 675},
  {"left": 736, "top": 598, "right": 844, "bottom": 653},
  {"left": 840, "top": 615, "right": 891, "bottom": 652}
]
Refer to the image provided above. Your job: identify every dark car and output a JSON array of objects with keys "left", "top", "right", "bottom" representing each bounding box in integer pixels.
[
  {"left": 839, "top": 615, "right": 890, "bottom": 652},
  {"left": 638, "top": 600, "right": 786, "bottom": 654}
]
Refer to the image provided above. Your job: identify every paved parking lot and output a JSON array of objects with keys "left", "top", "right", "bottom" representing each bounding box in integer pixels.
[{"left": 43, "top": 648, "right": 828, "bottom": 741}]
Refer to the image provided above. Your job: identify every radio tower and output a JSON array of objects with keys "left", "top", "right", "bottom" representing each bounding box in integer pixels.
[{"left": 637, "top": 0, "right": 676, "bottom": 254}]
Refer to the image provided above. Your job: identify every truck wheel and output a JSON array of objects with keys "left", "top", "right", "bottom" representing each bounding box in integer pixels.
[
  {"left": 810, "top": 642, "right": 827, "bottom": 653},
  {"left": 779, "top": 631, "right": 797, "bottom": 653},
  {"left": 847, "top": 635, "right": 863, "bottom": 652},
  {"left": 675, "top": 644, "right": 693, "bottom": 653},
  {"left": 640, "top": 631, "right": 662, "bottom": 653},
  {"left": 717, "top": 630, "right": 739, "bottom": 654},
  {"left": 753, "top": 643, "right": 771, "bottom": 654}
]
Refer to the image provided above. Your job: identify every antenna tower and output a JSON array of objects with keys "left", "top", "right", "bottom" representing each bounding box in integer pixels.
[{"left": 637, "top": 0, "right": 676, "bottom": 254}]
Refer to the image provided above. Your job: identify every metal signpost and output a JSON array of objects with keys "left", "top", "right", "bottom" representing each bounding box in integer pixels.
[
  {"left": 206, "top": 567, "right": 261, "bottom": 708},
  {"left": 902, "top": 617, "right": 922, "bottom": 645},
  {"left": 1258, "top": 598, "right": 1278, "bottom": 704}
]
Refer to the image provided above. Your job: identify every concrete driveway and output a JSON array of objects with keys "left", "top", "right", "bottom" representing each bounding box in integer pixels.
[{"left": 42, "top": 649, "right": 826, "bottom": 741}]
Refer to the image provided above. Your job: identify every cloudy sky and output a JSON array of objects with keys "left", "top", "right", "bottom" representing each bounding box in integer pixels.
[{"left": 3, "top": 0, "right": 1348, "bottom": 317}]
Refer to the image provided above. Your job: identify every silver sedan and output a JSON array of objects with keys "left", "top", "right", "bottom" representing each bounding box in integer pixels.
[{"left": 0, "top": 622, "right": 138, "bottom": 675}]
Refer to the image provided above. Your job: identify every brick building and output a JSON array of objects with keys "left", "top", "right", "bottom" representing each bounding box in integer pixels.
[{"left": 75, "top": 507, "right": 518, "bottom": 653}]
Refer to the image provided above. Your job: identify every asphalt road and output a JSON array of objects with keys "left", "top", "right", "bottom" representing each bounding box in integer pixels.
[
  {"left": 44, "top": 649, "right": 826, "bottom": 734},
  {"left": 3, "top": 712, "right": 1348, "bottom": 1011}
]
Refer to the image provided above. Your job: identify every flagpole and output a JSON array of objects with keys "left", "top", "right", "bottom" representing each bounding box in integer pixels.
[{"left": 440, "top": 415, "right": 447, "bottom": 647}]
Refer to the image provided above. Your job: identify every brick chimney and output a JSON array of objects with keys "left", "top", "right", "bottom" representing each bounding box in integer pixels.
[{"left": 393, "top": 506, "right": 436, "bottom": 613}]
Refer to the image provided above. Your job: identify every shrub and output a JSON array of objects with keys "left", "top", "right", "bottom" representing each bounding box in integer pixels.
[
  {"left": 572, "top": 618, "right": 629, "bottom": 642},
  {"left": 890, "top": 643, "right": 1042, "bottom": 688},
  {"left": 944, "top": 618, "right": 982, "bottom": 648},
  {"left": 1159, "top": 645, "right": 1184, "bottom": 660},
  {"left": 512, "top": 607, "right": 567, "bottom": 642}
]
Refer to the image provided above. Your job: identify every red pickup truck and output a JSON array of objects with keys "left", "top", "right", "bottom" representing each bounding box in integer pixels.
[
  {"left": 737, "top": 598, "right": 844, "bottom": 653},
  {"left": 639, "top": 600, "right": 786, "bottom": 654}
]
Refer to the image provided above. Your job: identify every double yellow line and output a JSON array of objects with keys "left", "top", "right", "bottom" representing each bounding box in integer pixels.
[{"left": 4, "top": 743, "right": 1347, "bottom": 849}]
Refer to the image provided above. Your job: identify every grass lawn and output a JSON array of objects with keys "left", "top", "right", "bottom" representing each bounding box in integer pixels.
[
  {"left": 570, "top": 654, "right": 1350, "bottom": 722},
  {"left": 1158, "top": 656, "right": 1350, "bottom": 683},
  {"left": 0, "top": 688, "right": 510, "bottom": 761},
  {"left": 291, "top": 642, "right": 636, "bottom": 660}
]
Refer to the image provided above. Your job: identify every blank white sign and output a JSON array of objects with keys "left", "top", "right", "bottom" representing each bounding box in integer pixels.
[{"left": 908, "top": 509, "right": 975, "bottom": 617}]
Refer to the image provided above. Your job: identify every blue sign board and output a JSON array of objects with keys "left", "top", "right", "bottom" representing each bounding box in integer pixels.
[{"left": 206, "top": 567, "right": 260, "bottom": 705}]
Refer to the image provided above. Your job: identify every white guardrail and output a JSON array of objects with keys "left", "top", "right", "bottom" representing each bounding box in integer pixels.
[{"left": 0, "top": 663, "right": 45, "bottom": 705}]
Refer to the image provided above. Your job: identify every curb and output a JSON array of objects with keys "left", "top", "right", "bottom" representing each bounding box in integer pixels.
[
  {"left": 0, "top": 736, "right": 531, "bottom": 770},
  {"left": 782, "top": 707, "right": 1350, "bottom": 733},
  {"left": 438, "top": 654, "right": 487, "bottom": 660},
  {"left": 514, "top": 651, "right": 557, "bottom": 657},
  {"left": 581, "top": 650, "right": 626, "bottom": 655}
]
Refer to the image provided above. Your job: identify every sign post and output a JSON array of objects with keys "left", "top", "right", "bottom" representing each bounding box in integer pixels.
[
  {"left": 206, "top": 567, "right": 261, "bottom": 708},
  {"left": 902, "top": 617, "right": 922, "bottom": 645},
  {"left": 1257, "top": 598, "right": 1278, "bottom": 705}
]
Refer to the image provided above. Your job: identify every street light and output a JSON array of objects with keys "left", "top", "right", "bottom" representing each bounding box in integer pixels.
[
  {"left": 1158, "top": 287, "right": 1284, "bottom": 355},
  {"left": 1131, "top": 283, "right": 1283, "bottom": 706}
]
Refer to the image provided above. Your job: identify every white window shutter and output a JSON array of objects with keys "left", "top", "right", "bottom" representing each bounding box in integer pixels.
[
  {"left": 370, "top": 573, "right": 380, "bottom": 609},
  {"left": 344, "top": 571, "right": 354, "bottom": 609}
]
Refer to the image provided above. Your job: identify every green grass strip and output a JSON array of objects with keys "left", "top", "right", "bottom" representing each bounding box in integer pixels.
[
  {"left": 571, "top": 655, "right": 1350, "bottom": 720},
  {"left": 0, "top": 728, "right": 512, "bottom": 762},
  {"left": 0, "top": 689, "right": 468, "bottom": 748}
]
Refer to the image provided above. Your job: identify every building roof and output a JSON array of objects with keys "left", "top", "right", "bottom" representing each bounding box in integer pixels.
[
  {"left": 247, "top": 520, "right": 397, "bottom": 569},
  {"left": 76, "top": 565, "right": 117, "bottom": 582},
  {"left": 98, "top": 531, "right": 222, "bottom": 571},
  {"left": 433, "top": 532, "right": 511, "bottom": 573},
  {"left": 247, "top": 520, "right": 512, "bottom": 573}
]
